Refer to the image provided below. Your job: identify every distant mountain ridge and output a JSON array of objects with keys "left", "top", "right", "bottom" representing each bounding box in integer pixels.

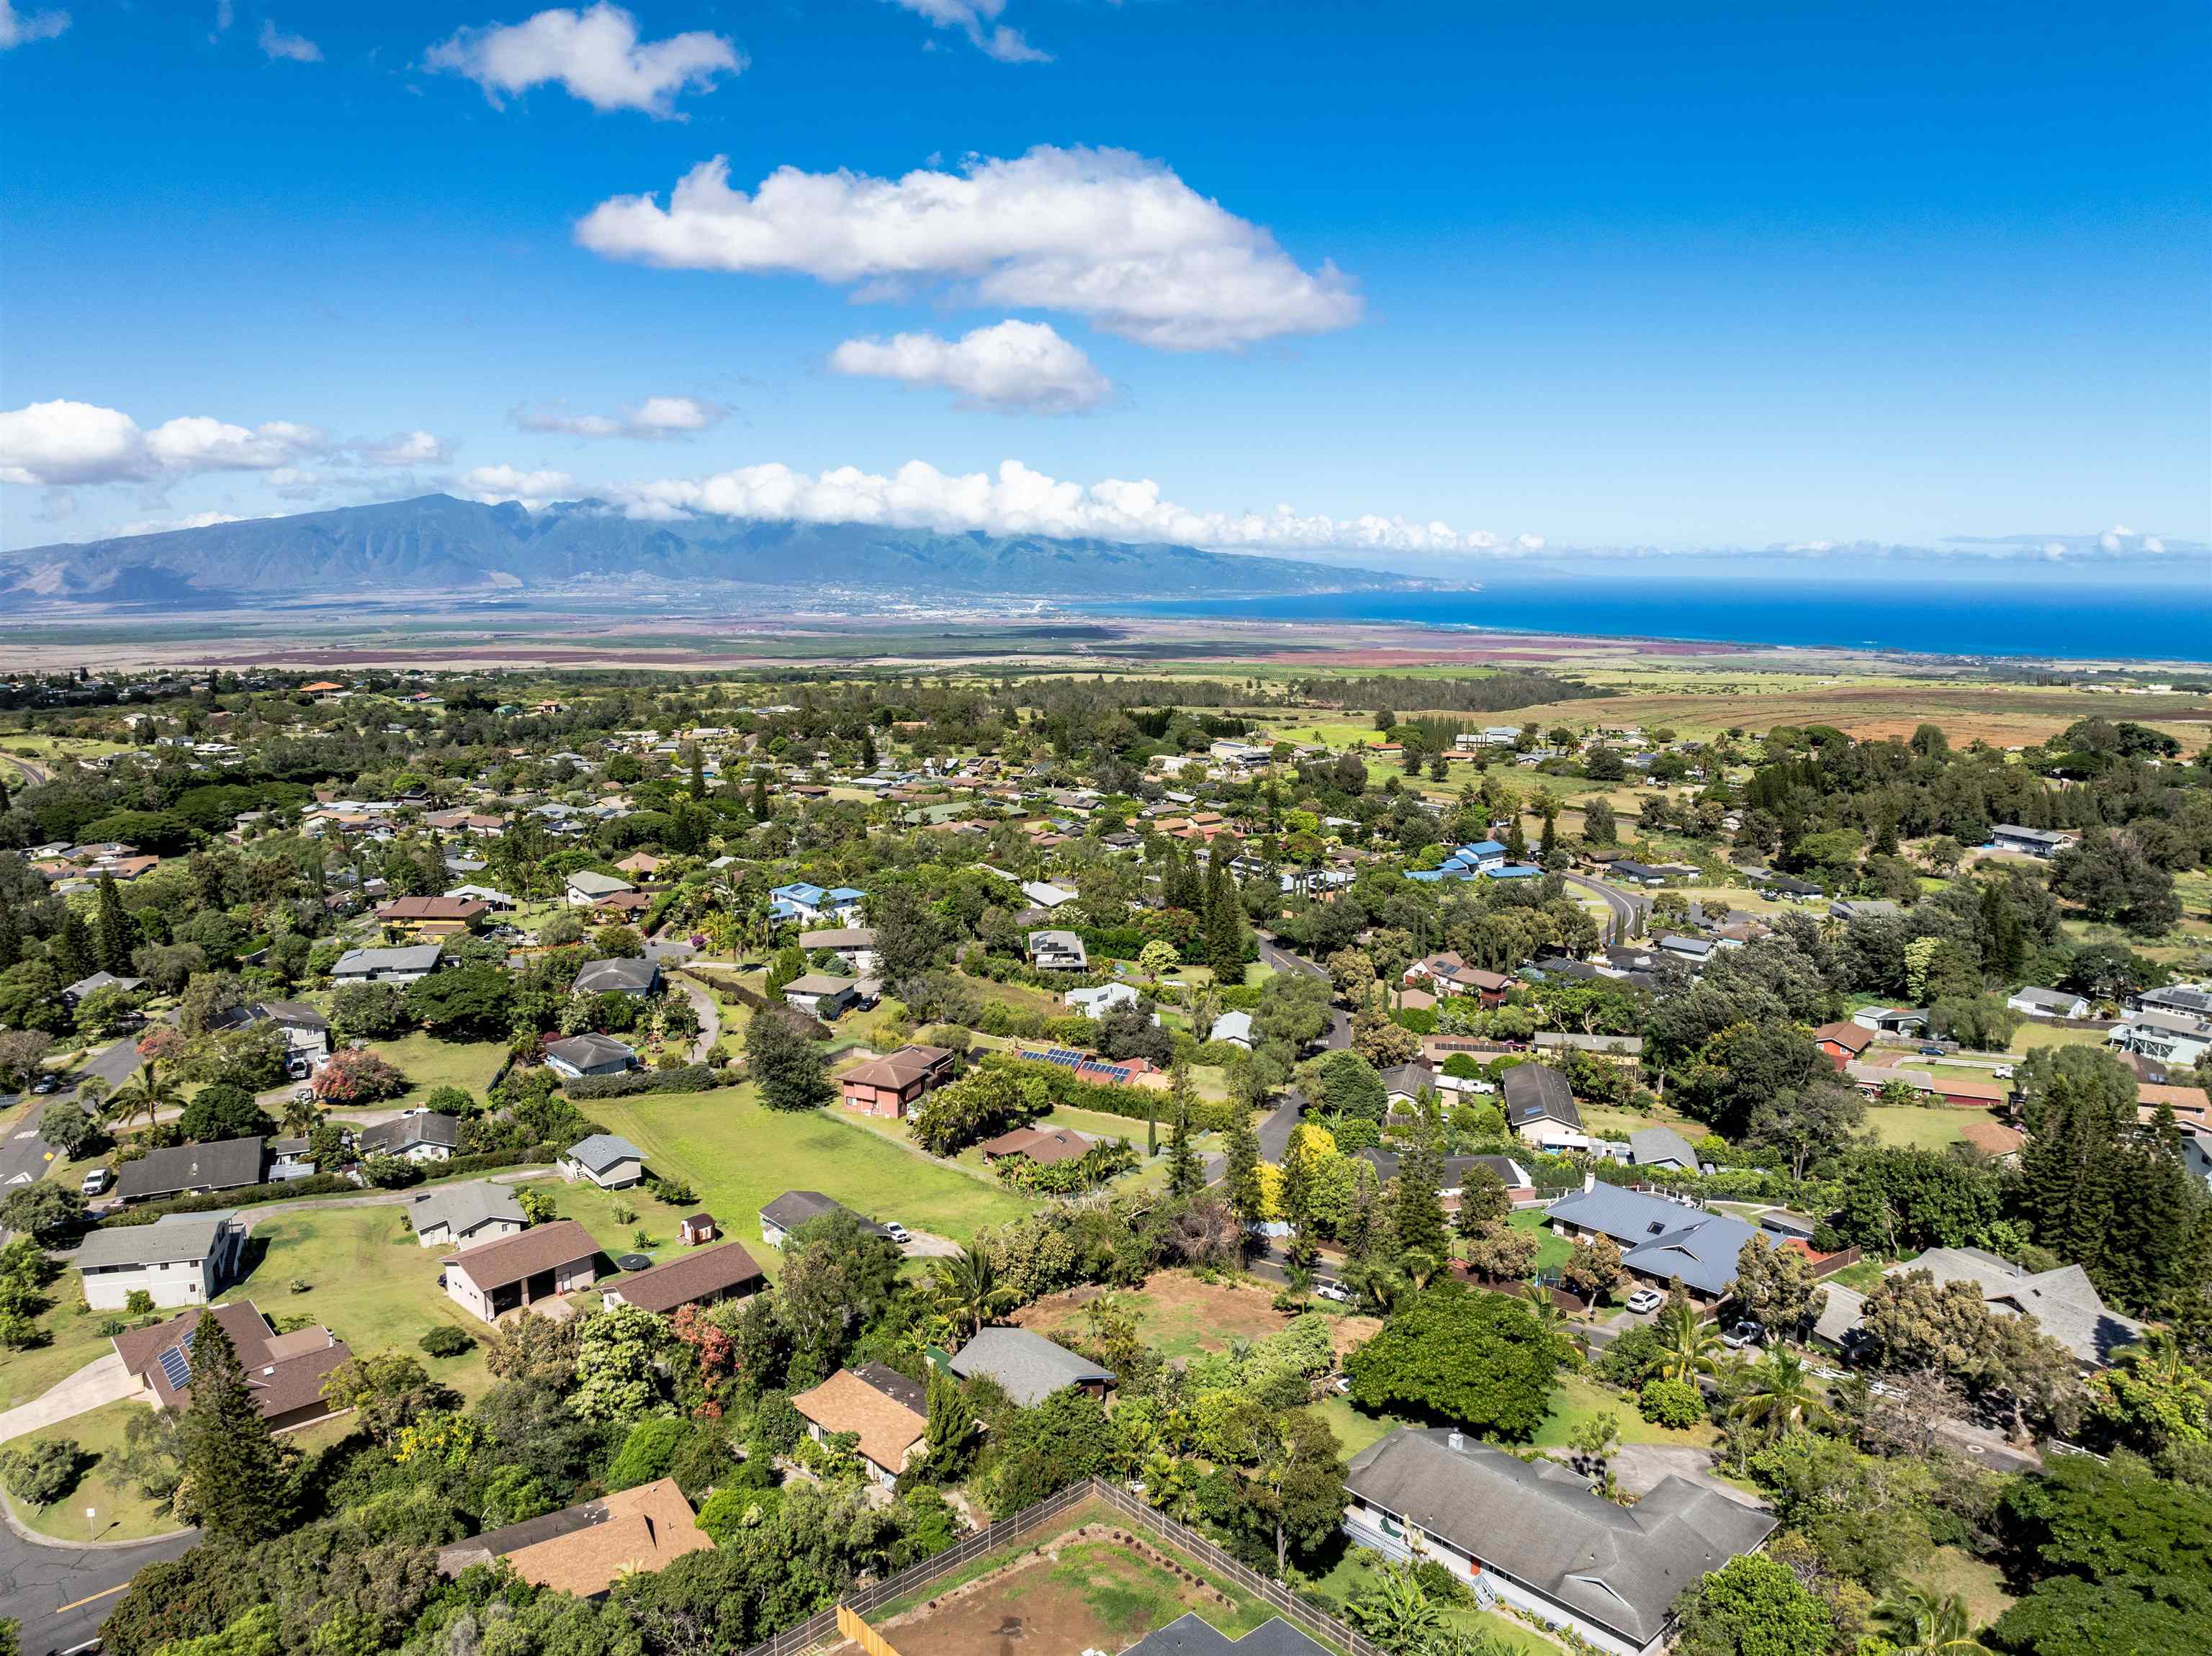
[{"left": 0, "top": 494, "right": 1431, "bottom": 606}]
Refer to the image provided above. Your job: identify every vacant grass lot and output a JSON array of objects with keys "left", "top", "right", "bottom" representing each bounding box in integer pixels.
[
  {"left": 1015, "top": 1269, "right": 1292, "bottom": 1360},
  {"left": 363, "top": 1032, "right": 511, "bottom": 1109},
  {"left": 1310, "top": 1369, "right": 1716, "bottom": 1463},
  {"left": 14, "top": 1398, "right": 181, "bottom": 1542},
  {"left": 1862, "top": 1106, "right": 1972, "bottom": 1151},
  {"left": 2005, "top": 1022, "right": 2112, "bottom": 1054},
  {"left": 582, "top": 1084, "right": 1035, "bottom": 1259}
]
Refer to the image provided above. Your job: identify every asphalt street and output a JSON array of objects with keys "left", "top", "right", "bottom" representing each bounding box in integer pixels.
[
  {"left": 0, "top": 1514, "right": 195, "bottom": 1656},
  {"left": 1, "top": 1039, "right": 147, "bottom": 1238},
  {"left": 1558, "top": 870, "right": 1647, "bottom": 942}
]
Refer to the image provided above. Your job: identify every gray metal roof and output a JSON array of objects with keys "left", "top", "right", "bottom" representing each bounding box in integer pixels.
[
  {"left": 759, "top": 1189, "right": 892, "bottom": 1238},
  {"left": 572, "top": 957, "right": 660, "bottom": 995},
  {"left": 565, "top": 1133, "right": 645, "bottom": 1173},
  {"left": 358, "top": 1112, "right": 462, "bottom": 1155},
  {"left": 76, "top": 1212, "right": 239, "bottom": 1269},
  {"left": 1120, "top": 1614, "right": 1330, "bottom": 1656},
  {"left": 1502, "top": 1063, "right": 1582, "bottom": 1129},
  {"left": 114, "top": 1136, "right": 266, "bottom": 1202},
  {"left": 1627, "top": 1126, "right": 1700, "bottom": 1169},
  {"left": 1887, "top": 1248, "right": 2144, "bottom": 1365},
  {"left": 408, "top": 1181, "right": 525, "bottom": 1237},
  {"left": 1344, "top": 1428, "right": 1776, "bottom": 1646},
  {"left": 1545, "top": 1184, "right": 1759, "bottom": 1297},
  {"left": 332, "top": 942, "right": 444, "bottom": 974},
  {"left": 948, "top": 1326, "right": 1114, "bottom": 1406}
]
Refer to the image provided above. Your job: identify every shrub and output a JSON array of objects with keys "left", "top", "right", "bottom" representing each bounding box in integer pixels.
[
  {"left": 313, "top": 1046, "right": 408, "bottom": 1105},
  {"left": 0, "top": 1438, "right": 84, "bottom": 1505},
  {"left": 563, "top": 1064, "right": 726, "bottom": 1100},
  {"left": 607, "top": 1416, "right": 692, "bottom": 1491},
  {"left": 418, "top": 1326, "right": 475, "bottom": 1359},
  {"left": 1639, "top": 1376, "right": 1704, "bottom": 1428},
  {"left": 646, "top": 1175, "right": 698, "bottom": 1207}
]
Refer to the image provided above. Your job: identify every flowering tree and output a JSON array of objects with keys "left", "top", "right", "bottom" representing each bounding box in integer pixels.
[{"left": 312, "top": 1045, "right": 407, "bottom": 1104}]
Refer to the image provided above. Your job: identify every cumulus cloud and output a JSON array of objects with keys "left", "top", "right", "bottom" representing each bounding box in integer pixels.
[
  {"left": 0, "top": 1, "right": 70, "bottom": 48},
  {"left": 881, "top": 0, "right": 1047, "bottom": 63},
  {"left": 577, "top": 145, "right": 1361, "bottom": 351},
  {"left": 426, "top": 4, "right": 741, "bottom": 116},
  {"left": 829, "top": 320, "right": 1110, "bottom": 413},
  {"left": 0, "top": 400, "right": 449, "bottom": 487},
  {"left": 463, "top": 464, "right": 575, "bottom": 508},
  {"left": 113, "top": 511, "right": 250, "bottom": 538},
  {"left": 606, "top": 456, "right": 1510, "bottom": 556},
  {"left": 258, "top": 18, "right": 321, "bottom": 61},
  {"left": 511, "top": 395, "right": 724, "bottom": 438}
]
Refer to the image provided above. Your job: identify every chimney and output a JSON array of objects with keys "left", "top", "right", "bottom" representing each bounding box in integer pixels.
[
  {"left": 1583, "top": 1171, "right": 1596, "bottom": 1193},
  {"left": 1446, "top": 1430, "right": 1465, "bottom": 1452}
]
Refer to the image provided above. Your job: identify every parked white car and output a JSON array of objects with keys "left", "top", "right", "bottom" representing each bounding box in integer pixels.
[{"left": 1624, "top": 1286, "right": 1665, "bottom": 1314}]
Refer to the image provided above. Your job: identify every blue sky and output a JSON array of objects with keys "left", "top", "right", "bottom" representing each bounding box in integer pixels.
[{"left": 1, "top": 0, "right": 2206, "bottom": 570}]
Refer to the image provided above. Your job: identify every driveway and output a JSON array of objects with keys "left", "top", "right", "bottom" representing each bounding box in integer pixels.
[
  {"left": 1586, "top": 1444, "right": 1768, "bottom": 1509},
  {"left": 0, "top": 1499, "right": 196, "bottom": 1656},
  {"left": 0, "top": 1356, "right": 140, "bottom": 1448},
  {"left": 671, "top": 974, "right": 721, "bottom": 1062}
]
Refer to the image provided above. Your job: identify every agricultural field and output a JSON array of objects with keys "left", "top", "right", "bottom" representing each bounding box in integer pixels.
[{"left": 580, "top": 1083, "right": 1036, "bottom": 1254}]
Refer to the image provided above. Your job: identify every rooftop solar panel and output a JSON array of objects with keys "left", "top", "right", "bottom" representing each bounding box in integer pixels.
[{"left": 157, "top": 1344, "right": 192, "bottom": 1389}]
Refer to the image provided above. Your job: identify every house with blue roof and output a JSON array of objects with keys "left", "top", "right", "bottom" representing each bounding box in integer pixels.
[
  {"left": 824, "top": 886, "right": 868, "bottom": 922},
  {"left": 770, "top": 882, "right": 830, "bottom": 923},
  {"left": 1460, "top": 840, "right": 1509, "bottom": 868},
  {"left": 1485, "top": 863, "right": 1543, "bottom": 881},
  {"left": 1543, "top": 1182, "right": 1761, "bottom": 1304}
]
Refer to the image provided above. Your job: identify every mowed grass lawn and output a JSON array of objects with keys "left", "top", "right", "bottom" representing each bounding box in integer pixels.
[
  {"left": 581, "top": 1084, "right": 1035, "bottom": 1261},
  {"left": 14, "top": 1399, "right": 181, "bottom": 1542},
  {"left": 1506, "top": 1209, "right": 1575, "bottom": 1272},
  {"left": 364, "top": 1032, "right": 511, "bottom": 1108},
  {"left": 1310, "top": 1372, "right": 1715, "bottom": 1462},
  {"left": 1863, "top": 1106, "right": 1972, "bottom": 1151}
]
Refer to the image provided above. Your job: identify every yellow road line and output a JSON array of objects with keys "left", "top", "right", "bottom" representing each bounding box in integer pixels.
[{"left": 53, "top": 1582, "right": 132, "bottom": 1614}]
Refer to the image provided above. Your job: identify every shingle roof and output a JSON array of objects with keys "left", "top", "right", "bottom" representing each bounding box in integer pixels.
[
  {"left": 77, "top": 1211, "right": 240, "bottom": 1269},
  {"left": 438, "top": 1479, "right": 711, "bottom": 1596},
  {"left": 565, "top": 1134, "right": 644, "bottom": 1174},
  {"left": 572, "top": 958, "right": 660, "bottom": 996},
  {"left": 331, "top": 943, "right": 444, "bottom": 975},
  {"left": 1628, "top": 1126, "right": 1700, "bottom": 1168},
  {"left": 408, "top": 1182, "right": 524, "bottom": 1238},
  {"left": 1502, "top": 1063, "right": 1582, "bottom": 1129},
  {"left": 545, "top": 1032, "right": 636, "bottom": 1070},
  {"left": 1888, "top": 1248, "right": 2145, "bottom": 1364},
  {"left": 1120, "top": 1614, "right": 1331, "bottom": 1656},
  {"left": 1545, "top": 1185, "right": 1760, "bottom": 1297},
  {"left": 840, "top": 1044, "right": 952, "bottom": 1090},
  {"left": 791, "top": 1366, "right": 927, "bottom": 1472},
  {"left": 948, "top": 1326, "right": 1114, "bottom": 1406},
  {"left": 357, "top": 1112, "right": 462, "bottom": 1156},
  {"left": 445, "top": 1218, "right": 600, "bottom": 1290},
  {"left": 112, "top": 1300, "right": 351, "bottom": 1420},
  {"left": 611, "top": 1241, "right": 765, "bottom": 1314},
  {"left": 760, "top": 1189, "right": 890, "bottom": 1238},
  {"left": 1345, "top": 1429, "right": 1776, "bottom": 1646},
  {"left": 113, "top": 1137, "right": 266, "bottom": 1202}
]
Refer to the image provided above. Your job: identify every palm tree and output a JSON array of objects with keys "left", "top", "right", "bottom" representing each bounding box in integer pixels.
[
  {"left": 1875, "top": 1585, "right": 1993, "bottom": 1655},
  {"left": 1730, "top": 1346, "right": 1833, "bottom": 1441},
  {"left": 279, "top": 1090, "right": 320, "bottom": 1138},
  {"left": 1650, "top": 1300, "right": 1720, "bottom": 1384},
  {"left": 112, "top": 1061, "right": 180, "bottom": 1134},
  {"left": 928, "top": 1241, "right": 1016, "bottom": 1338}
]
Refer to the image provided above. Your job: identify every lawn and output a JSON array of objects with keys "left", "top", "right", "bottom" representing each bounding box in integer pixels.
[
  {"left": 363, "top": 1032, "right": 512, "bottom": 1109},
  {"left": 2005, "top": 1022, "right": 2112, "bottom": 1054},
  {"left": 1015, "top": 1269, "right": 1292, "bottom": 1360},
  {"left": 1910, "top": 1544, "right": 2015, "bottom": 1632},
  {"left": 1, "top": 1295, "right": 127, "bottom": 1411},
  {"left": 1507, "top": 1210, "right": 1575, "bottom": 1273},
  {"left": 1529, "top": 1372, "right": 1719, "bottom": 1450},
  {"left": 12, "top": 1398, "right": 182, "bottom": 1542},
  {"left": 580, "top": 1083, "right": 1035, "bottom": 1259},
  {"left": 238, "top": 1204, "right": 541, "bottom": 1401},
  {"left": 1862, "top": 1106, "right": 1972, "bottom": 1151}
]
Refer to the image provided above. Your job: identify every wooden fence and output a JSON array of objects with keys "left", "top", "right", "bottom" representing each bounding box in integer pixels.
[{"left": 733, "top": 1477, "right": 1385, "bottom": 1656}]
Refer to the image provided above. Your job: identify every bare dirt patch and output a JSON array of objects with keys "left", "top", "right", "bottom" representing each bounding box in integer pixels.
[{"left": 1014, "top": 1270, "right": 1293, "bottom": 1359}]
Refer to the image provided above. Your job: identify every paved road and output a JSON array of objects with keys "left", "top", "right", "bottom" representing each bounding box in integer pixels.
[
  {"left": 1559, "top": 870, "right": 1646, "bottom": 942},
  {"left": 2, "top": 1040, "right": 148, "bottom": 1238},
  {"left": 0, "top": 1504, "right": 195, "bottom": 1656}
]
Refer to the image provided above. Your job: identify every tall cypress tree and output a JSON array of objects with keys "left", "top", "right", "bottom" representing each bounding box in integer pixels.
[
  {"left": 1165, "top": 1068, "right": 1202, "bottom": 1197},
  {"left": 688, "top": 744, "right": 706, "bottom": 798},
  {"left": 1205, "top": 855, "right": 1244, "bottom": 986},
  {"left": 1391, "top": 1138, "right": 1450, "bottom": 1263},
  {"left": 1504, "top": 813, "right": 1529, "bottom": 862},
  {"left": 860, "top": 726, "right": 878, "bottom": 773},
  {"left": 55, "top": 909, "right": 94, "bottom": 982},
  {"left": 94, "top": 873, "right": 132, "bottom": 975},
  {"left": 1224, "top": 1106, "right": 1265, "bottom": 1228},
  {"left": 177, "top": 1311, "right": 294, "bottom": 1544},
  {"left": 0, "top": 901, "right": 19, "bottom": 973},
  {"left": 751, "top": 770, "right": 770, "bottom": 823}
]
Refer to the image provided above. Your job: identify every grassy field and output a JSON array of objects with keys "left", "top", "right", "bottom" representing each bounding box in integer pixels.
[
  {"left": 12, "top": 1399, "right": 182, "bottom": 1542},
  {"left": 1910, "top": 1544, "right": 2016, "bottom": 1632},
  {"left": 1529, "top": 1372, "right": 1719, "bottom": 1449},
  {"left": 1507, "top": 1210, "right": 1576, "bottom": 1272},
  {"left": 1016, "top": 1269, "right": 1293, "bottom": 1361},
  {"left": 1862, "top": 1106, "right": 1973, "bottom": 1151},
  {"left": 2005, "top": 1022, "right": 2113, "bottom": 1054},
  {"left": 363, "top": 1032, "right": 512, "bottom": 1109},
  {"left": 1, "top": 1297, "right": 124, "bottom": 1411},
  {"left": 580, "top": 1084, "right": 1035, "bottom": 1257}
]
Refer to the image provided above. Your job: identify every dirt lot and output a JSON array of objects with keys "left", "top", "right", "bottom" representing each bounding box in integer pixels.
[{"left": 1015, "top": 1270, "right": 1294, "bottom": 1359}]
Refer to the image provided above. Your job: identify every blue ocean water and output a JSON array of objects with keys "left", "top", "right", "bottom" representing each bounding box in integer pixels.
[{"left": 1083, "top": 575, "right": 2212, "bottom": 662}]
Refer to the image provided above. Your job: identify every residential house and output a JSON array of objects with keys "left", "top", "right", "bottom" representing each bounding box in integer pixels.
[
  {"left": 791, "top": 1364, "right": 929, "bottom": 1488},
  {"left": 1406, "top": 953, "right": 1512, "bottom": 1005},
  {"left": 946, "top": 1326, "right": 1115, "bottom": 1405},
  {"left": 1990, "top": 824, "right": 2077, "bottom": 858},
  {"left": 1381, "top": 1062, "right": 1437, "bottom": 1112},
  {"left": 331, "top": 942, "right": 444, "bottom": 985},
  {"left": 768, "top": 881, "right": 832, "bottom": 923},
  {"left": 602, "top": 1241, "right": 765, "bottom": 1315},
  {"left": 75, "top": 1212, "right": 248, "bottom": 1310},
  {"left": 1884, "top": 1248, "right": 2144, "bottom": 1367},
  {"left": 1812, "top": 1020, "right": 1876, "bottom": 1068},
  {"left": 1210, "top": 1010, "right": 1254, "bottom": 1048},
  {"left": 1531, "top": 1032, "right": 1644, "bottom": 1066},
  {"left": 613, "top": 852, "right": 666, "bottom": 883},
  {"left": 564, "top": 870, "right": 635, "bottom": 907},
  {"left": 1501, "top": 1066, "right": 1588, "bottom": 1153},
  {"left": 572, "top": 957, "right": 662, "bottom": 999},
  {"left": 1357, "top": 1150, "right": 1533, "bottom": 1203},
  {"left": 1118, "top": 1616, "right": 1329, "bottom": 1656},
  {"left": 408, "top": 1182, "right": 527, "bottom": 1248},
  {"left": 60, "top": 970, "right": 145, "bottom": 1007},
  {"left": 977, "top": 1125, "right": 1096, "bottom": 1166},
  {"left": 114, "top": 1300, "right": 351, "bottom": 1433},
  {"left": 1545, "top": 1184, "right": 1761, "bottom": 1305},
  {"left": 544, "top": 1032, "right": 638, "bottom": 1080},
  {"left": 783, "top": 973, "right": 865, "bottom": 1020},
  {"left": 2107, "top": 1009, "right": 2212, "bottom": 1067},
  {"left": 799, "top": 927, "right": 878, "bottom": 974},
  {"left": 561, "top": 1133, "right": 647, "bottom": 1189},
  {"left": 436, "top": 1480, "right": 712, "bottom": 1598},
  {"left": 2134, "top": 984, "right": 2212, "bottom": 1020},
  {"left": 356, "top": 1110, "right": 462, "bottom": 1164},
  {"left": 240, "top": 999, "right": 331, "bottom": 1070},
  {"left": 838, "top": 1044, "right": 956, "bottom": 1119},
  {"left": 1851, "top": 1006, "right": 1930, "bottom": 1035},
  {"left": 1028, "top": 929, "right": 1089, "bottom": 971},
  {"left": 442, "top": 1220, "right": 601, "bottom": 1322},
  {"left": 1342, "top": 1428, "right": 1776, "bottom": 1656},
  {"left": 1656, "top": 935, "right": 1714, "bottom": 966},
  {"left": 759, "top": 1189, "right": 895, "bottom": 1250},
  {"left": 1828, "top": 899, "right": 1902, "bottom": 923},
  {"left": 1066, "top": 981, "right": 1140, "bottom": 1018},
  {"left": 114, "top": 1137, "right": 266, "bottom": 1205},
  {"left": 374, "top": 895, "right": 487, "bottom": 937},
  {"left": 1623, "top": 1125, "right": 1701, "bottom": 1172},
  {"left": 1022, "top": 880, "right": 1079, "bottom": 909},
  {"left": 2007, "top": 986, "right": 2091, "bottom": 1021}
]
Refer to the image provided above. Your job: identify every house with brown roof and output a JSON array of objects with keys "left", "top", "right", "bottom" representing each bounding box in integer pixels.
[
  {"left": 791, "top": 1364, "right": 929, "bottom": 1488},
  {"left": 443, "top": 1219, "right": 601, "bottom": 1323},
  {"left": 976, "top": 1124, "right": 1097, "bottom": 1166},
  {"left": 840, "top": 1043, "right": 956, "bottom": 1118},
  {"left": 602, "top": 1241, "right": 766, "bottom": 1315},
  {"left": 113, "top": 1300, "right": 352, "bottom": 1434},
  {"left": 436, "top": 1478, "right": 712, "bottom": 1598},
  {"left": 374, "top": 894, "right": 489, "bottom": 937},
  {"left": 1812, "top": 1021, "right": 1875, "bottom": 1068}
]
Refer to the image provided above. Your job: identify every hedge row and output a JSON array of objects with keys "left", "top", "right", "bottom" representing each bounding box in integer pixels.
[{"left": 562, "top": 1064, "right": 734, "bottom": 1099}]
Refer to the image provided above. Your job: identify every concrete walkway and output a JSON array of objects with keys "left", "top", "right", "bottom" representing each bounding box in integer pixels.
[{"left": 0, "top": 1355, "right": 140, "bottom": 1447}]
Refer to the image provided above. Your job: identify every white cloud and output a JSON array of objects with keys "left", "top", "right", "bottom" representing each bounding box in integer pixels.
[
  {"left": 258, "top": 18, "right": 321, "bottom": 61},
  {"left": 426, "top": 4, "right": 741, "bottom": 116},
  {"left": 830, "top": 320, "right": 1110, "bottom": 413},
  {"left": 0, "top": 400, "right": 449, "bottom": 486},
  {"left": 463, "top": 464, "right": 575, "bottom": 508},
  {"left": 114, "top": 511, "right": 248, "bottom": 538},
  {"left": 350, "top": 429, "right": 452, "bottom": 465},
  {"left": 511, "top": 395, "right": 724, "bottom": 438},
  {"left": 882, "top": 0, "right": 1047, "bottom": 63},
  {"left": 0, "top": 1, "right": 70, "bottom": 48},
  {"left": 609, "top": 456, "right": 1511, "bottom": 556},
  {"left": 214, "top": 0, "right": 232, "bottom": 32},
  {"left": 577, "top": 145, "right": 1362, "bottom": 351}
]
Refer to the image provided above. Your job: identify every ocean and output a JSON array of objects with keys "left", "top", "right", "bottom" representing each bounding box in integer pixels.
[{"left": 1084, "top": 575, "right": 2212, "bottom": 662}]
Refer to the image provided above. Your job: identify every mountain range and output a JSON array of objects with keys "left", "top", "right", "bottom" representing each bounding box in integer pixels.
[{"left": 0, "top": 495, "right": 1429, "bottom": 608}]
